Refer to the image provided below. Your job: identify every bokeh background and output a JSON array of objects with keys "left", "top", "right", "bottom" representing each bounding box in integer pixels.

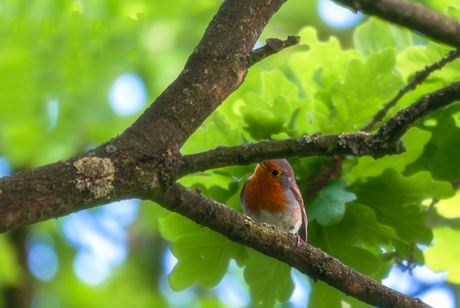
[{"left": 0, "top": 0, "right": 457, "bottom": 307}]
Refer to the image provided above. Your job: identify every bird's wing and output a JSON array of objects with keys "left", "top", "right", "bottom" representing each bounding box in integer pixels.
[
  {"left": 240, "top": 177, "right": 250, "bottom": 205},
  {"left": 290, "top": 185, "right": 308, "bottom": 242}
]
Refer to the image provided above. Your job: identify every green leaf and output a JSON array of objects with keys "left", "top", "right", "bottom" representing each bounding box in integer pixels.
[
  {"left": 448, "top": 6, "right": 460, "bottom": 19},
  {"left": 189, "top": 182, "right": 239, "bottom": 205},
  {"left": 179, "top": 165, "right": 251, "bottom": 214},
  {"left": 435, "top": 189, "right": 460, "bottom": 219},
  {"left": 240, "top": 92, "right": 271, "bottom": 112},
  {"left": 339, "top": 203, "right": 399, "bottom": 246},
  {"left": 329, "top": 48, "right": 404, "bottom": 132},
  {"left": 159, "top": 213, "right": 249, "bottom": 291},
  {"left": 309, "top": 180, "right": 356, "bottom": 226},
  {"left": 344, "top": 296, "right": 376, "bottom": 308},
  {"left": 291, "top": 99, "right": 331, "bottom": 135},
  {"left": 307, "top": 281, "right": 341, "bottom": 308},
  {"left": 289, "top": 27, "right": 362, "bottom": 99},
  {"left": 317, "top": 226, "right": 380, "bottom": 275},
  {"left": 405, "top": 106, "right": 460, "bottom": 181},
  {"left": 353, "top": 18, "right": 412, "bottom": 57},
  {"left": 345, "top": 127, "right": 431, "bottom": 184},
  {"left": 242, "top": 107, "right": 287, "bottom": 138},
  {"left": 396, "top": 42, "right": 460, "bottom": 85},
  {"left": 308, "top": 273, "right": 392, "bottom": 307},
  {"left": 351, "top": 169, "right": 454, "bottom": 244},
  {"left": 181, "top": 110, "right": 244, "bottom": 154},
  {"left": 238, "top": 88, "right": 321, "bottom": 140},
  {"left": 158, "top": 212, "right": 207, "bottom": 241},
  {"left": 425, "top": 227, "right": 460, "bottom": 283},
  {"left": 424, "top": 0, "right": 458, "bottom": 12},
  {"left": 137, "top": 200, "right": 169, "bottom": 233},
  {"left": 244, "top": 249, "right": 294, "bottom": 307},
  {"left": 307, "top": 101, "right": 338, "bottom": 134},
  {"left": 240, "top": 93, "right": 289, "bottom": 140},
  {"left": 271, "top": 132, "right": 291, "bottom": 140},
  {"left": 168, "top": 227, "right": 249, "bottom": 290},
  {"left": 0, "top": 236, "right": 21, "bottom": 287},
  {"left": 261, "top": 70, "right": 299, "bottom": 103},
  {"left": 179, "top": 167, "right": 241, "bottom": 190}
]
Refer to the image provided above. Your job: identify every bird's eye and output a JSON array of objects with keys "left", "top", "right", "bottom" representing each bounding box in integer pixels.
[{"left": 272, "top": 170, "right": 280, "bottom": 176}]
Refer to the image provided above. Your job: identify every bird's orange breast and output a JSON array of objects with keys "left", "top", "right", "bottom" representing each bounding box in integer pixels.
[{"left": 244, "top": 172, "right": 286, "bottom": 214}]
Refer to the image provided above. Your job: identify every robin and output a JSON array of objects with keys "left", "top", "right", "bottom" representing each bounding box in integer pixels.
[{"left": 240, "top": 159, "right": 308, "bottom": 245}]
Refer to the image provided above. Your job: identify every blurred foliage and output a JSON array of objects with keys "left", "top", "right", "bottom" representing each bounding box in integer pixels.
[{"left": 1, "top": 0, "right": 460, "bottom": 307}]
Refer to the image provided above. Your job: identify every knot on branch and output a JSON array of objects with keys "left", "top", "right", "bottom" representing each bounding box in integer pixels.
[{"left": 247, "top": 36, "right": 301, "bottom": 67}]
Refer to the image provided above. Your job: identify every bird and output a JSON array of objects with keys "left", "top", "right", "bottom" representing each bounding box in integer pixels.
[{"left": 240, "top": 159, "right": 307, "bottom": 245}]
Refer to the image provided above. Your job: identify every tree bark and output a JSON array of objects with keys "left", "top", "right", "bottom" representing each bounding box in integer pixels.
[{"left": 335, "top": 0, "right": 460, "bottom": 47}]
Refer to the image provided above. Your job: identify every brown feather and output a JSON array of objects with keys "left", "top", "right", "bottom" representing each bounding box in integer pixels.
[{"left": 290, "top": 183, "right": 308, "bottom": 242}]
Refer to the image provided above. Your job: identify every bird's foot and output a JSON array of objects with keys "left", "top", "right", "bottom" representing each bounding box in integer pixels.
[{"left": 289, "top": 233, "right": 305, "bottom": 247}]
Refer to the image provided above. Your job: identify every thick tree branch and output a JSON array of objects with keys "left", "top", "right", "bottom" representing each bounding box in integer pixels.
[
  {"left": 0, "top": 149, "right": 146, "bottom": 233},
  {"left": 335, "top": 0, "right": 460, "bottom": 47},
  {"left": 151, "top": 181, "right": 431, "bottom": 308}
]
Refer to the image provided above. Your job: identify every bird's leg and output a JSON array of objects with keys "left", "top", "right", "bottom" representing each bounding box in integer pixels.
[{"left": 289, "top": 233, "right": 304, "bottom": 247}]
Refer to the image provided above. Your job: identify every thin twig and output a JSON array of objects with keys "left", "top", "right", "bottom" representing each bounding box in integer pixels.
[
  {"left": 247, "top": 36, "right": 300, "bottom": 68},
  {"left": 395, "top": 243, "right": 417, "bottom": 274},
  {"left": 175, "top": 132, "right": 405, "bottom": 179},
  {"left": 362, "top": 49, "right": 460, "bottom": 132}
]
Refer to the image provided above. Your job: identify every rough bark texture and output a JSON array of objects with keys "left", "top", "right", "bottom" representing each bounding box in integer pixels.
[{"left": 1, "top": 0, "right": 459, "bottom": 307}]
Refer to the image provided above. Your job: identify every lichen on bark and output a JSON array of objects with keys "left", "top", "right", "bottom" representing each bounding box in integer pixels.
[{"left": 74, "top": 157, "right": 115, "bottom": 198}]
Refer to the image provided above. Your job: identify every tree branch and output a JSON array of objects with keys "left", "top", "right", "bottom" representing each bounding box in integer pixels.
[
  {"left": 335, "top": 0, "right": 460, "bottom": 47},
  {"left": 375, "top": 81, "right": 460, "bottom": 144},
  {"left": 362, "top": 49, "right": 460, "bottom": 132},
  {"left": 176, "top": 132, "right": 405, "bottom": 178},
  {"left": 152, "top": 181, "right": 432, "bottom": 308},
  {"left": 247, "top": 36, "right": 300, "bottom": 67}
]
